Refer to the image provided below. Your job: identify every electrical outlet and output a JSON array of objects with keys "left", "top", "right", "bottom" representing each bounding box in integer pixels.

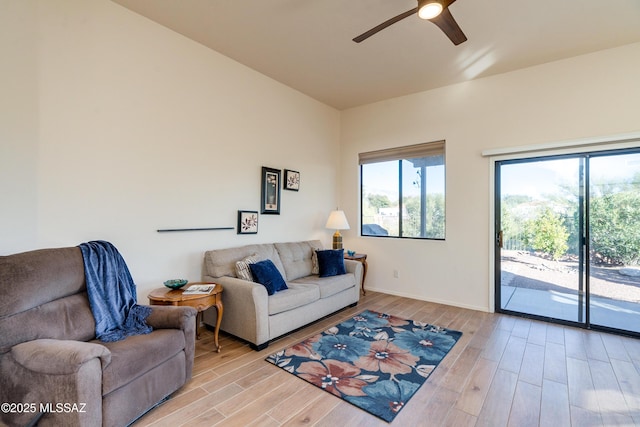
[{"left": 393, "top": 269, "right": 399, "bottom": 279}]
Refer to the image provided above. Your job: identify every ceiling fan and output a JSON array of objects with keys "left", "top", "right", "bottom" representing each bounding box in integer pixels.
[{"left": 353, "top": 0, "right": 467, "bottom": 46}]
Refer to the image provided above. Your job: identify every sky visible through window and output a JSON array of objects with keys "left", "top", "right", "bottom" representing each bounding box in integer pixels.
[
  {"left": 500, "top": 153, "right": 640, "bottom": 198},
  {"left": 362, "top": 161, "right": 445, "bottom": 198}
]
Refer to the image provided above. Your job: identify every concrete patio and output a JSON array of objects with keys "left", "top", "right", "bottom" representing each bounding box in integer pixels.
[{"left": 502, "top": 285, "right": 640, "bottom": 333}]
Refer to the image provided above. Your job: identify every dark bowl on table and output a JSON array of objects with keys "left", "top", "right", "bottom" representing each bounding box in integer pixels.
[{"left": 164, "top": 279, "right": 188, "bottom": 289}]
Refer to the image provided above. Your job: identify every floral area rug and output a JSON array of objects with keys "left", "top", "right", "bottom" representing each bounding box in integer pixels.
[{"left": 265, "top": 309, "right": 462, "bottom": 423}]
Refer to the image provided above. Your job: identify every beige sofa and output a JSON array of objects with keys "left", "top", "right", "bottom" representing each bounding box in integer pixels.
[
  {"left": 0, "top": 246, "right": 197, "bottom": 427},
  {"left": 202, "top": 240, "right": 362, "bottom": 350}
]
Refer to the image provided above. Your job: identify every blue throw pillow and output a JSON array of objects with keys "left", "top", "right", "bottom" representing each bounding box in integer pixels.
[
  {"left": 249, "top": 259, "right": 288, "bottom": 295},
  {"left": 316, "top": 249, "right": 347, "bottom": 277}
]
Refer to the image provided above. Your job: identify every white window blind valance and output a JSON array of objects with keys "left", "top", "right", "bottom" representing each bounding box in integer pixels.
[{"left": 358, "top": 141, "right": 445, "bottom": 165}]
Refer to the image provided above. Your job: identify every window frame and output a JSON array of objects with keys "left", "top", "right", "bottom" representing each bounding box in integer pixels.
[{"left": 359, "top": 141, "right": 446, "bottom": 241}]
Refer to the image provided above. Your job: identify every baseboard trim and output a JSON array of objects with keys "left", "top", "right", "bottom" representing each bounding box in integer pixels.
[{"left": 367, "top": 288, "right": 489, "bottom": 313}]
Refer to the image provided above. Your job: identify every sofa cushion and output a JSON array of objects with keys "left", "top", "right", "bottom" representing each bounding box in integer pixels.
[
  {"left": 268, "top": 283, "right": 320, "bottom": 315},
  {"left": 204, "top": 244, "right": 286, "bottom": 279},
  {"left": 274, "top": 241, "right": 323, "bottom": 281},
  {"left": 292, "top": 274, "right": 356, "bottom": 299},
  {"left": 0, "top": 247, "right": 86, "bottom": 318},
  {"left": 235, "top": 254, "right": 258, "bottom": 281},
  {"left": 316, "top": 249, "right": 346, "bottom": 277},
  {"left": 96, "top": 329, "right": 185, "bottom": 395},
  {"left": 0, "top": 293, "right": 96, "bottom": 354},
  {"left": 311, "top": 251, "right": 319, "bottom": 275},
  {"left": 0, "top": 247, "right": 97, "bottom": 353},
  {"left": 250, "top": 260, "right": 288, "bottom": 295}
]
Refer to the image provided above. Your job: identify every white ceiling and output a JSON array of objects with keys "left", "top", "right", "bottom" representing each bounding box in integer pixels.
[{"left": 111, "top": 0, "right": 640, "bottom": 110}]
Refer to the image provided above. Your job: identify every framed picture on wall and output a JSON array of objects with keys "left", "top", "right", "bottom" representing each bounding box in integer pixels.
[
  {"left": 284, "top": 169, "right": 300, "bottom": 191},
  {"left": 237, "top": 210, "right": 258, "bottom": 234},
  {"left": 261, "top": 167, "right": 281, "bottom": 214}
]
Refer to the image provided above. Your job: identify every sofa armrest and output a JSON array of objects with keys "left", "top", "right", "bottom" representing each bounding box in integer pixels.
[
  {"left": 344, "top": 259, "right": 363, "bottom": 288},
  {"left": 11, "top": 339, "right": 111, "bottom": 374},
  {"left": 145, "top": 304, "right": 197, "bottom": 330},
  {"left": 203, "top": 276, "right": 269, "bottom": 346}
]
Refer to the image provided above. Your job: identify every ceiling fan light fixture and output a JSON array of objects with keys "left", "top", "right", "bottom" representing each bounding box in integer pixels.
[{"left": 418, "top": 1, "right": 443, "bottom": 20}]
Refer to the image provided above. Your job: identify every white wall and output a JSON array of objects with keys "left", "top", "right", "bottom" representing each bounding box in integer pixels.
[
  {"left": 340, "top": 42, "right": 640, "bottom": 311},
  {"left": 3, "top": 1, "right": 639, "bottom": 313},
  {"left": 0, "top": 0, "right": 341, "bottom": 301},
  {"left": 0, "top": 1, "right": 39, "bottom": 251}
]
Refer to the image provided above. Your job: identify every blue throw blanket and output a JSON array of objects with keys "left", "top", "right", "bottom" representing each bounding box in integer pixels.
[{"left": 79, "top": 240, "right": 152, "bottom": 342}]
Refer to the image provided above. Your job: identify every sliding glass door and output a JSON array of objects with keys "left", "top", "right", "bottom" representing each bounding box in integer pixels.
[
  {"left": 496, "top": 149, "right": 640, "bottom": 335},
  {"left": 588, "top": 152, "right": 640, "bottom": 332},
  {"left": 496, "top": 156, "right": 585, "bottom": 323}
]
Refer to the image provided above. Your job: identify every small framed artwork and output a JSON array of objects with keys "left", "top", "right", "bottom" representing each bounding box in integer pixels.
[
  {"left": 237, "top": 210, "right": 258, "bottom": 234},
  {"left": 284, "top": 169, "right": 300, "bottom": 191},
  {"left": 261, "top": 167, "right": 281, "bottom": 214}
]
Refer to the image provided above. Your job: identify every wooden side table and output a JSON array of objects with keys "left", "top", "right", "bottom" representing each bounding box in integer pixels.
[
  {"left": 344, "top": 253, "right": 368, "bottom": 295},
  {"left": 148, "top": 282, "right": 223, "bottom": 352}
]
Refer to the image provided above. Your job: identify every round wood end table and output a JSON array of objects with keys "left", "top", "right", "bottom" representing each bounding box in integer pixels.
[{"left": 148, "top": 282, "right": 223, "bottom": 352}]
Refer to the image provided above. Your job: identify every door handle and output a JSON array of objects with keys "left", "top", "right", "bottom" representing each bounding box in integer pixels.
[{"left": 497, "top": 230, "right": 503, "bottom": 248}]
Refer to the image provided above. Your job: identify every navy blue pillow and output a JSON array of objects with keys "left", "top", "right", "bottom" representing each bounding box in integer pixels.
[
  {"left": 316, "top": 249, "right": 347, "bottom": 277},
  {"left": 249, "top": 259, "right": 288, "bottom": 295}
]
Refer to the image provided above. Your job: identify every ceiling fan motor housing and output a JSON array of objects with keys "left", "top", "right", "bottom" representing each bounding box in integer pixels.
[
  {"left": 418, "top": 0, "right": 443, "bottom": 20},
  {"left": 353, "top": 0, "right": 467, "bottom": 46}
]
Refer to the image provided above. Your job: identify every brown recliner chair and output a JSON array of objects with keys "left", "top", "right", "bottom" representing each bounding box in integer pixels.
[{"left": 0, "top": 246, "right": 197, "bottom": 427}]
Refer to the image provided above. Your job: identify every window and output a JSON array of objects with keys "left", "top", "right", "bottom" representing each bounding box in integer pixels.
[{"left": 360, "top": 141, "right": 445, "bottom": 239}]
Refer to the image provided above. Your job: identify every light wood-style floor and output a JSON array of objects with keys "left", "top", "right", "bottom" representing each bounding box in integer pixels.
[{"left": 133, "top": 291, "right": 640, "bottom": 426}]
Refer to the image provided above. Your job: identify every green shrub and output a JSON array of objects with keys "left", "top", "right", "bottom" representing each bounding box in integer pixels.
[
  {"left": 524, "top": 208, "right": 569, "bottom": 260},
  {"left": 590, "top": 191, "right": 640, "bottom": 265}
]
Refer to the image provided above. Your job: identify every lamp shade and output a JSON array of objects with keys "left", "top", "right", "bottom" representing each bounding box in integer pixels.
[{"left": 325, "top": 210, "right": 350, "bottom": 230}]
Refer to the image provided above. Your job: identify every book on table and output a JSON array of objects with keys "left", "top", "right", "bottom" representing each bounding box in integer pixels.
[{"left": 183, "top": 284, "right": 216, "bottom": 295}]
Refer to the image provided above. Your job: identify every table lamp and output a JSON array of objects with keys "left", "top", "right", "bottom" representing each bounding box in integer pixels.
[{"left": 325, "top": 210, "right": 350, "bottom": 249}]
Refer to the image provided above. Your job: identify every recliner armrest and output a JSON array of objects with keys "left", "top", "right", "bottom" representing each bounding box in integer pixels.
[
  {"left": 11, "top": 339, "right": 111, "bottom": 374},
  {"left": 144, "top": 304, "right": 197, "bottom": 330},
  {"left": 144, "top": 305, "right": 197, "bottom": 381}
]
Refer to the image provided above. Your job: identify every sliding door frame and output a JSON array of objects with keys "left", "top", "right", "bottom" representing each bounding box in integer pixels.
[
  {"left": 494, "top": 153, "right": 588, "bottom": 327},
  {"left": 485, "top": 133, "right": 640, "bottom": 337}
]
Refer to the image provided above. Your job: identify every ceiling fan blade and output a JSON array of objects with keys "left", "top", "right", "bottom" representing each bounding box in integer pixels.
[
  {"left": 429, "top": 7, "right": 467, "bottom": 45},
  {"left": 353, "top": 7, "right": 418, "bottom": 43}
]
